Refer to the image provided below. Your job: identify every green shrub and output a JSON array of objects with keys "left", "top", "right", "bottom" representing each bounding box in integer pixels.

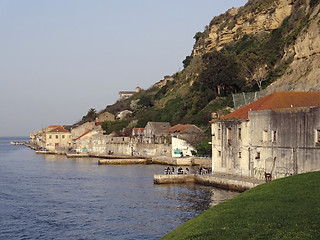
[{"left": 102, "top": 120, "right": 129, "bottom": 134}]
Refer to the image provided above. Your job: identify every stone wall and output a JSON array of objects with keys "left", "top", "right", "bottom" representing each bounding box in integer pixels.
[{"left": 90, "top": 134, "right": 172, "bottom": 157}]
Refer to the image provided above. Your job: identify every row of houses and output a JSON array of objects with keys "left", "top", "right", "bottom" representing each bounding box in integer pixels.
[
  {"left": 211, "top": 92, "right": 320, "bottom": 180},
  {"left": 30, "top": 91, "right": 319, "bottom": 180},
  {"left": 30, "top": 120, "right": 204, "bottom": 158}
]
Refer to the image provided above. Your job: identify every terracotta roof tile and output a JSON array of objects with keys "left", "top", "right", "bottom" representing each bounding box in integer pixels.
[
  {"left": 48, "top": 126, "right": 69, "bottom": 133},
  {"left": 74, "top": 130, "right": 92, "bottom": 140},
  {"left": 164, "top": 124, "right": 193, "bottom": 134},
  {"left": 222, "top": 92, "right": 320, "bottom": 120}
]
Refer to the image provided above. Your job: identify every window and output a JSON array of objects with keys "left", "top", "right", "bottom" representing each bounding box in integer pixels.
[
  {"left": 227, "top": 127, "right": 232, "bottom": 146},
  {"left": 256, "top": 152, "right": 260, "bottom": 159},
  {"left": 272, "top": 131, "right": 277, "bottom": 142},
  {"left": 218, "top": 151, "right": 221, "bottom": 157},
  {"left": 56, "top": 135, "right": 58, "bottom": 139},
  {"left": 263, "top": 130, "right": 268, "bottom": 142},
  {"left": 238, "top": 152, "right": 242, "bottom": 158},
  {"left": 62, "top": 135, "right": 65, "bottom": 139},
  {"left": 217, "top": 128, "right": 221, "bottom": 140},
  {"left": 316, "top": 130, "right": 320, "bottom": 143},
  {"left": 238, "top": 128, "right": 242, "bottom": 140},
  {"left": 49, "top": 135, "right": 52, "bottom": 139}
]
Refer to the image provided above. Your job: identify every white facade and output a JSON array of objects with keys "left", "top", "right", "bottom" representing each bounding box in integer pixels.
[{"left": 172, "top": 137, "right": 195, "bottom": 158}]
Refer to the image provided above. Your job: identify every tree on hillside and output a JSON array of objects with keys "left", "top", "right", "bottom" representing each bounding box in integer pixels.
[
  {"left": 81, "top": 108, "right": 97, "bottom": 123},
  {"left": 198, "top": 51, "right": 244, "bottom": 97}
]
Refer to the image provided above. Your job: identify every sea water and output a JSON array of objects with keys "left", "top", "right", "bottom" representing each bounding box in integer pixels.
[{"left": 0, "top": 137, "right": 238, "bottom": 240}]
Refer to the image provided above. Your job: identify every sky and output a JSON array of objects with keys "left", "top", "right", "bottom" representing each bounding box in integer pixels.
[{"left": 0, "top": 0, "right": 248, "bottom": 137}]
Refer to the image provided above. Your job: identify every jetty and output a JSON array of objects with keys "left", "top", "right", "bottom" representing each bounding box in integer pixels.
[{"left": 154, "top": 173, "right": 264, "bottom": 192}]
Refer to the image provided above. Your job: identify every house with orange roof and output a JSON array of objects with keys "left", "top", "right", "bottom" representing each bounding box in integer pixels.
[
  {"left": 132, "top": 128, "right": 144, "bottom": 143},
  {"left": 45, "top": 126, "right": 72, "bottom": 151},
  {"left": 211, "top": 92, "right": 320, "bottom": 180}
]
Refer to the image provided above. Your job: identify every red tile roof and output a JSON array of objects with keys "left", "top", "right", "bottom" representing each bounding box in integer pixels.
[
  {"left": 74, "top": 130, "right": 93, "bottom": 140},
  {"left": 164, "top": 124, "right": 193, "bottom": 134},
  {"left": 48, "top": 125, "right": 61, "bottom": 129},
  {"left": 133, "top": 128, "right": 144, "bottom": 133},
  {"left": 222, "top": 92, "right": 320, "bottom": 120},
  {"left": 48, "top": 126, "right": 70, "bottom": 133}
]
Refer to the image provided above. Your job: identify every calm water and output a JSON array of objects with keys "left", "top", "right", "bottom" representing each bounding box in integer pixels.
[{"left": 0, "top": 137, "right": 238, "bottom": 240}]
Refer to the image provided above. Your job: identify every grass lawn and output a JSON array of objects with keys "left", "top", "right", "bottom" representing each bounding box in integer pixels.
[{"left": 161, "top": 171, "right": 320, "bottom": 240}]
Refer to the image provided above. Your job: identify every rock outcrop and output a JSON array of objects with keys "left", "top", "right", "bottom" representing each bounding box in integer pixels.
[
  {"left": 268, "top": 3, "right": 320, "bottom": 92},
  {"left": 193, "top": 0, "right": 293, "bottom": 55}
]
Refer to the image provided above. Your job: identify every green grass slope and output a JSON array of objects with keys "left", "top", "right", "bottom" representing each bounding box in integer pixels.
[{"left": 161, "top": 171, "right": 320, "bottom": 240}]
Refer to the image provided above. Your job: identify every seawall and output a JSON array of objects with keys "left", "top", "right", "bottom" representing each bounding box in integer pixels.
[
  {"left": 154, "top": 174, "right": 264, "bottom": 192},
  {"left": 98, "top": 159, "right": 148, "bottom": 165}
]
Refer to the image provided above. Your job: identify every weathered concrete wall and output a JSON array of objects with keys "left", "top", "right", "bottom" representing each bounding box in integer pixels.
[
  {"left": 192, "top": 157, "right": 212, "bottom": 167},
  {"left": 194, "top": 175, "right": 258, "bottom": 192},
  {"left": 151, "top": 156, "right": 210, "bottom": 166},
  {"left": 212, "top": 120, "right": 251, "bottom": 177},
  {"left": 212, "top": 106, "right": 320, "bottom": 180},
  {"left": 249, "top": 107, "right": 320, "bottom": 179},
  {"left": 98, "top": 159, "right": 147, "bottom": 165},
  {"left": 154, "top": 174, "right": 262, "bottom": 192},
  {"left": 153, "top": 174, "right": 195, "bottom": 184},
  {"left": 133, "top": 143, "right": 171, "bottom": 157},
  {"left": 90, "top": 134, "right": 171, "bottom": 157}
]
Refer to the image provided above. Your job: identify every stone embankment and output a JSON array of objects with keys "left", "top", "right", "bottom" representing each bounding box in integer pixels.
[
  {"left": 98, "top": 158, "right": 148, "bottom": 165},
  {"left": 154, "top": 173, "right": 264, "bottom": 192}
]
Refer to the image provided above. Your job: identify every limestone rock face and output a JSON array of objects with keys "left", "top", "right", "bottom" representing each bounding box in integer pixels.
[
  {"left": 268, "top": 4, "right": 320, "bottom": 92},
  {"left": 193, "top": 0, "right": 293, "bottom": 55}
]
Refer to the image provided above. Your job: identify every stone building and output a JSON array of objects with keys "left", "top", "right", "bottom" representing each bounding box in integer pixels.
[
  {"left": 96, "top": 111, "right": 115, "bottom": 122},
  {"left": 211, "top": 92, "right": 320, "bottom": 180},
  {"left": 118, "top": 87, "right": 141, "bottom": 101},
  {"left": 45, "top": 126, "right": 72, "bottom": 151},
  {"left": 164, "top": 124, "right": 204, "bottom": 145},
  {"left": 143, "top": 122, "right": 171, "bottom": 144},
  {"left": 71, "top": 121, "right": 102, "bottom": 140},
  {"left": 132, "top": 128, "right": 144, "bottom": 143}
]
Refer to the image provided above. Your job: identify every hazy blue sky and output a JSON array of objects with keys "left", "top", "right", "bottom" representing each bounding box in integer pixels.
[{"left": 0, "top": 0, "right": 247, "bottom": 137}]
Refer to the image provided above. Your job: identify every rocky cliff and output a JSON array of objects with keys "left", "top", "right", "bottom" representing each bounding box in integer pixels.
[
  {"left": 192, "top": 0, "right": 320, "bottom": 92},
  {"left": 193, "top": 0, "right": 293, "bottom": 55},
  {"left": 269, "top": 2, "right": 320, "bottom": 91}
]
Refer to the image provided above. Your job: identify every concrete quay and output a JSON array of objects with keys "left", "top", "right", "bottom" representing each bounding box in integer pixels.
[
  {"left": 98, "top": 158, "right": 148, "bottom": 165},
  {"left": 154, "top": 173, "right": 264, "bottom": 192}
]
